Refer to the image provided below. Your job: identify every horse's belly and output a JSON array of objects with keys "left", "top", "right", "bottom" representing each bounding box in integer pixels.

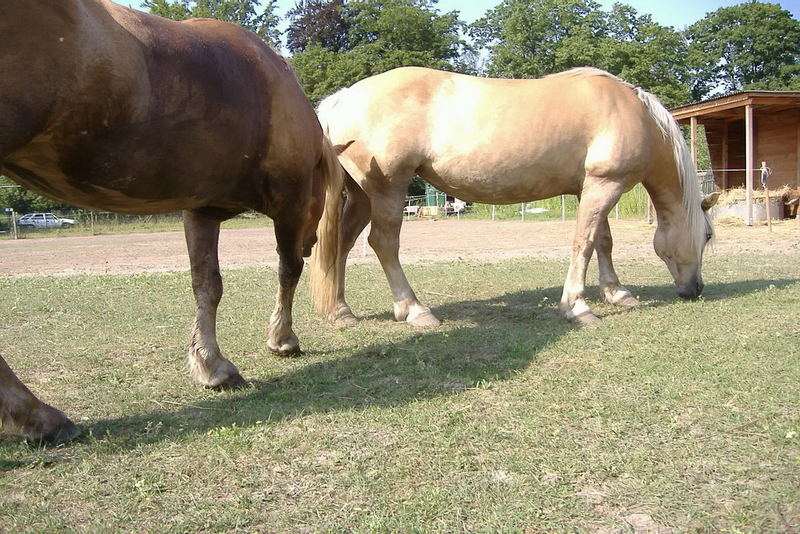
[{"left": 423, "top": 159, "right": 583, "bottom": 204}]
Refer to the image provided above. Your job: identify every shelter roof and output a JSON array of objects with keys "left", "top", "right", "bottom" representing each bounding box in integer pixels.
[{"left": 671, "top": 91, "right": 800, "bottom": 123}]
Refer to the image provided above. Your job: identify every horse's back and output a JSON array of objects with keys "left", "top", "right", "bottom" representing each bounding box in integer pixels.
[
  {"left": 324, "top": 67, "right": 667, "bottom": 202},
  {"left": 1, "top": 0, "right": 321, "bottom": 215}
]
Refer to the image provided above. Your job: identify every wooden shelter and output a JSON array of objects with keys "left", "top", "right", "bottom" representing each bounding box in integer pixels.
[{"left": 671, "top": 91, "right": 800, "bottom": 225}]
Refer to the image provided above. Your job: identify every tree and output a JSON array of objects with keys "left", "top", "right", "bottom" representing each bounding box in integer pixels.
[
  {"left": 143, "top": 0, "right": 281, "bottom": 45},
  {"left": 286, "top": 0, "right": 351, "bottom": 54},
  {"left": 289, "top": 0, "right": 469, "bottom": 104},
  {"left": 0, "top": 177, "right": 70, "bottom": 214},
  {"left": 685, "top": 2, "right": 800, "bottom": 100},
  {"left": 470, "top": 0, "right": 691, "bottom": 106}
]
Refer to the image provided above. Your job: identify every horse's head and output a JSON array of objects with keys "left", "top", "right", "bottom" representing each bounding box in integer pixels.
[{"left": 653, "top": 192, "right": 719, "bottom": 299}]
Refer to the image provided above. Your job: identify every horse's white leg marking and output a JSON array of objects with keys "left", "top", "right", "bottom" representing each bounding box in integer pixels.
[
  {"left": 184, "top": 211, "right": 245, "bottom": 388},
  {"left": 559, "top": 180, "right": 625, "bottom": 323},
  {"left": 596, "top": 217, "right": 639, "bottom": 307},
  {"left": 367, "top": 187, "right": 441, "bottom": 327}
]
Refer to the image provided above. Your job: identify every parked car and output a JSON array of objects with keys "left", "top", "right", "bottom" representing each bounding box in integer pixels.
[{"left": 17, "top": 212, "right": 76, "bottom": 228}]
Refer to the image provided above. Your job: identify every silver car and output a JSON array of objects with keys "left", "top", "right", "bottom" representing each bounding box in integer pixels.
[{"left": 17, "top": 212, "right": 76, "bottom": 228}]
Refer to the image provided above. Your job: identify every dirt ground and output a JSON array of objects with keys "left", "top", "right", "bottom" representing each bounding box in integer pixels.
[{"left": 1, "top": 218, "right": 798, "bottom": 277}]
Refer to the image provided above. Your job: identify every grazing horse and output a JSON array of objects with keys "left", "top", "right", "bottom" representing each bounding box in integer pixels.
[
  {"left": 0, "top": 0, "right": 343, "bottom": 443},
  {"left": 310, "top": 66, "right": 719, "bottom": 327}
]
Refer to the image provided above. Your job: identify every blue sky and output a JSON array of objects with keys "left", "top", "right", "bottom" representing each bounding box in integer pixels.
[{"left": 130, "top": 0, "right": 800, "bottom": 30}]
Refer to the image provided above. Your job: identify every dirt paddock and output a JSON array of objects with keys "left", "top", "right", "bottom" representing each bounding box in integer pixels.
[{"left": 1, "top": 218, "right": 798, "bottom": 277}]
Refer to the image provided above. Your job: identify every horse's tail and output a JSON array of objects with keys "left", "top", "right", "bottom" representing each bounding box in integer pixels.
[
  {"left": 310, "top": 92, "right": 348, "bottom": 319},
  {"left": 633, "top": 86, "right": 708, "bottom": 254}
]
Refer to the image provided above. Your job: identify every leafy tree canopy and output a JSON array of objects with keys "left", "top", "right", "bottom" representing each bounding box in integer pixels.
[
  {"left": 143, "top": 0, "right": 281, "bottom": 45},
  {"left": 470, "top": 0, "right": 691, "bottom": 106},
  {"left": 289, "top": 0, "right": 469, "bottom": 104},
  {"left": 286, "top": 0, "right": 351, "bottom": 53},
  {"left": 685, "top": 1, "right": 800, "bottom": 100}
]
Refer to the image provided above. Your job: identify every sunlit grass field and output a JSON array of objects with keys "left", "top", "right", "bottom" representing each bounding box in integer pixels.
[{"left": 0, "top": 251, "right": 798, "bottom": 532}]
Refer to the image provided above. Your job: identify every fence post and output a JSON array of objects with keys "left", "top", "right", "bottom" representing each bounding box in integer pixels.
[
  {"left": 761, "top": 161, "right": 772, "bottom": 233},
  {"left": 492, "top": 205, "right": 496, "bottom": 221},
  {"left": 561, "top": 195, "right": 566, "bottom": 221},
  {"left": 9, "top": 208, "right": 18, "bottom": 240},
  {"left": 521, "top": 202, "right": 525, "bottom": 221}
]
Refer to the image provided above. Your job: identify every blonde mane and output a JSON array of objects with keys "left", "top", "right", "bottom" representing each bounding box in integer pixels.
[{"left": 549, "top": 67, "right": 709, "bottom": 256}]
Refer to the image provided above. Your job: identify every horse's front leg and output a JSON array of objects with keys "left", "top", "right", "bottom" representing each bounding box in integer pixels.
[
  {"left": 596, "top": 217, "right": 639, "bottom": 307},
  {"left": 0, "top": 354, "right": 80, "bottom": 443},
  {"left": 184, "top": 211, "right": 246, "bottom": 389},
  {"left": 559, "top": 182, "right": 624, "bottom": 323},
  {"left": 267, "top": 216, "right": 306, "bottom": 355}
]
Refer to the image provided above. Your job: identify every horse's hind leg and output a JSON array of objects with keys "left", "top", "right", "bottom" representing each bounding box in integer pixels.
[
  {"left": 184, "top": 211, "right": 246, "bottom": 389},
  {"left": 559, "top": 180, "right": 625, "bottom": 323},
  {"left": 328, "top": 176, "right": 372, "bottom": 326},
  {"left": 368, "top": 185, "right": 440, "bottom": 327},
  {"left": 267, "top": 211, "right": 308, "bottom": 355},
  {"left": 596, "top": 217, "right": 639, "bottom": 307},
  {"left": 0, "top": 354, "right": 80, "bottom": 443}
]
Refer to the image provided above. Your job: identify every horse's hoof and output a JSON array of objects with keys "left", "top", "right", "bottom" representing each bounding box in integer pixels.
[
  {"left": 573, "top": 311, "right": 601, "bottom": 324},
  {"left": 209, "top": 372, "right": 249, "bottom": 391},
  {"left": 615, "top": 295, "right": 640, "bottom": 308},
  {"left": 607, "top": 289, "right": 640, "bottom": 308},
  {"left": 407, "top": 310, "right": 441, "bottom": 327},
  {"left": 40, "top": 418, "right": 82, "bottom": 445},
  {"left": 332, "top": 310, "right": 359, "bottom": 327},
  {"left": 268, "top": 342, "right": 303, "bottom": 357}
]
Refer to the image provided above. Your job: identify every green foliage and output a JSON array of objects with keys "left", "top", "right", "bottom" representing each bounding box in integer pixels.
[
  {"left": 286, "top": 0, "right": 350, "bottom": 53},
  {"left": 470, "top": 0, "right": 691, "bottom": 106},
  {"left": 0, "top": 176, "right": 70, "bottom": 214},
  {"left": 685, "top": 2, "right": 800, "bottom": 100},
  {"left": 143, "top": 0, "right": 281, "bottom": 45},
  {"left": 289, "top": 0, "right": 469, "bottom": 104}
]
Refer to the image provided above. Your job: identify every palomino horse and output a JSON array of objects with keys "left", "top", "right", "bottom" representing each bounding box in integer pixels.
[
  {"left": 0, "top": 0, "right": 343, "bottom": 443},
  {"left": 311, "top": 67, "right": 719, "bottom": 327}
]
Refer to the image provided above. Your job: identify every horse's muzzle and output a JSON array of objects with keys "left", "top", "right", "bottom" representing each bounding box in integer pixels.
[{"left": 677, "top": 279, "right": 704, "bottom": 300}]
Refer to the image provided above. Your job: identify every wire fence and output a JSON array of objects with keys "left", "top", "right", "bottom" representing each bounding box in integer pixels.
[{"left": 0, "top": 171, "right": 786, "bottom": 240}]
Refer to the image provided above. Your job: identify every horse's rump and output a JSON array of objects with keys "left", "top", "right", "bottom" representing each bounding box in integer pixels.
[{"left": 1, "top": 0, "right": 321, "bottom": 215}]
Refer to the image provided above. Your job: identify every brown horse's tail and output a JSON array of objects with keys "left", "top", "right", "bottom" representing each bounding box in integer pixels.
[{"left": 309, "top": 134, "right": 345, "bottom": 319}]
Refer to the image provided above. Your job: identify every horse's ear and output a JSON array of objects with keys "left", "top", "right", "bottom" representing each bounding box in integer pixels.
[
  {"left": 701, "top": 191, "right": 720, "bottom": 212},
  {"left": 333, "top": 140, "right": 355, "bottom": 155}
]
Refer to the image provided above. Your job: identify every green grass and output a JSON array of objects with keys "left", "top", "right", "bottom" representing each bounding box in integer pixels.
[{"left": 0, "top": 252, "right": 798, "bottom": 532}]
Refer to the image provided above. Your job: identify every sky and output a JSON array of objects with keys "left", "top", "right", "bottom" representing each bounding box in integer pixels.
[{"left": 131, "top": 0, "right": 800, "bottom": 30}]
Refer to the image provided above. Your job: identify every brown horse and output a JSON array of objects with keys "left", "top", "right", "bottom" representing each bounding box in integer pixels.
[
  {"left": 310, "top": 66, "right": 719, "bottom": 327},
  {"left": 0, "top": 0, "right": 343, "bottom": 443}
]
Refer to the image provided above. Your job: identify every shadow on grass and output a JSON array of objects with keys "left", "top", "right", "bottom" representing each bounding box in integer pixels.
[
  {"left": 5, "top": 276, "right": 797, "bottom": 456},
  {"left": 76, "top": 286, "right": 572, "bottom": 451}
]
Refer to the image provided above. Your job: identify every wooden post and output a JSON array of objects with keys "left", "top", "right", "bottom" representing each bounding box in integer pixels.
[
  {"left": 646, "top": 194, "right": 653, "bottom": 224},
  {"left": 745, "top": 104, "right": 754, "bottom": 226},
  {"left": 492, "top": 205, "right": 496, "bottom": 221},
  {"left": 10, "top": 209, "right": 18, "bottom": 240},
  {"left": 521, "top": 202, "right": 525, "bottom": 221},
  {"left": 762, "top": 161, "right": 772, "bottom": 233},
  {"left": 721, "top": 121, "right": 729, "bottom": 191},
  {"left": 561, "top": 195, "right": 566, "bottom": 221},
  {"left": 690, "top": 116, "right": 698, "bottom": 168}
]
